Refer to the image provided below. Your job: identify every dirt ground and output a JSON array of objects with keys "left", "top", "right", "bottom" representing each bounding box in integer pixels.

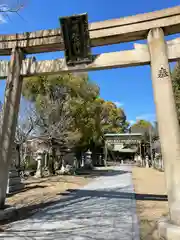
[
  {"left": 132, "top": 166, "right": 168, "bottom": 240},
  {"left": 7, "top": 174, "right": 90, "bottom": 207}
]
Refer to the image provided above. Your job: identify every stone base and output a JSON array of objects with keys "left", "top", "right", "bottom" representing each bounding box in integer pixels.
[
  {"left": 7, "top": 182, "right": 25, "bottom": 194},
  {"left": 34, "top": 173, "right": 42, "bottom": 178},
  {"left": 34, "top": 169, "right": 43, "bottom": 178},
  {"left": 6, "top": 168, "right": 25, "bottom": 194},
  {"left": 158, "top": 217, "right": 180, "bottom": 240}
]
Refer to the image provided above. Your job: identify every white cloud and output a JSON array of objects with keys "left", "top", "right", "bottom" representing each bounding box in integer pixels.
[
  {"left": 0, "top": 14, "right": 7, "bottom": 23},
  {"left": 0, "top": 4, "right": 13, "bottom": 24},
  {"left": 129, "top": 120, "right": 136, "bottom": 125},
  {"left": 113, "top": 101, "right": 124, "bottom": 108},
  {"left": 129, "top": 113, "right": 156, "bottom": 126}
]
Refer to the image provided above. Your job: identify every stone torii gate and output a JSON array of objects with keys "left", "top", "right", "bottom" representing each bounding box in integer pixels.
[{"left": 0, "top": 6, "right": 180, "bottom": 238}]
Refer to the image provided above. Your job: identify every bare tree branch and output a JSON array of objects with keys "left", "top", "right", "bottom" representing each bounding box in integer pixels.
[{"left": 16, "top": 106, "right": 40, "bottom": 145}]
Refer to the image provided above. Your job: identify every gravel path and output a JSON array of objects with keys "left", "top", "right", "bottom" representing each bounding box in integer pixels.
[{"left": 0, "top": 165, "right": 140, "bottom": 240}]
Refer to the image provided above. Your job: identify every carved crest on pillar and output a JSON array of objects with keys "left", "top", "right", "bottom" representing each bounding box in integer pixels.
[{"left": 157, "top": 67, "right": 169, "bottom": 78}]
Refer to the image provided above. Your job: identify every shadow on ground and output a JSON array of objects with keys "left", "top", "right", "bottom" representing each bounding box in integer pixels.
[
  {"left": 1, "top": 187, "right": 138, "bottom": 239},
  {"left": 7, "top": 168, "right": 131, "bottom": 197},
  {"left": 1, "top": 186, "right": 167, "bottom": 227},
  {"left": 0, "top": 166, "right": 164, "bottom": 239},
  {"left": 7, "top": 185, "right": 49, "bottom": 197},
  {"left": 75, "top": 168, "right": 131, "bottom": 178}
]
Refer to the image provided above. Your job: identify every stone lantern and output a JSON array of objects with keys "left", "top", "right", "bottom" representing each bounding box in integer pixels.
[{"left": 85, "top": 150, "right": 93, "bottom": 169}]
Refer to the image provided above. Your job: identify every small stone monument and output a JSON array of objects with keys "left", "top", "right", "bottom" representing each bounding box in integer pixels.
[
  {"left": 7, "top": 143, "right": 24, "bottom": 194},
  {"left": 145, "top": 155, "right": 149, "bottom": 168},
  {"left": 34, "top": 150, "right": 44, "bottom": 178}
]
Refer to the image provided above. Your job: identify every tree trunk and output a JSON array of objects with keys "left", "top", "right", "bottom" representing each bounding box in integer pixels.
[{"left": 0, "top": 47, "right": 24, "bottom": 208}]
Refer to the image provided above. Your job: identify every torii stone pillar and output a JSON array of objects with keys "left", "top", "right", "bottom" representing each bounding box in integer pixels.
[
  {"left": 148, "top": 28, "right": 180, "bottom": 239},
  {"left": 0, "top": 47, "right": 24, "bottom": 209}
]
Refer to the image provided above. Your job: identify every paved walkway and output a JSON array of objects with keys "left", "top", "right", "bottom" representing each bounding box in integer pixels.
[{"left": 1, "top": 165, "right": 140, "bottom": 240}]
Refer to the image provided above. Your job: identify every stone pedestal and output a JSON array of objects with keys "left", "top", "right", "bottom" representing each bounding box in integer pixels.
[
  {"left": 6, "top": 167, "right": 24, "bottom": 194},
  {"left": 158, "top": 217, "right": 180, "bottom": 240},
  {"left": 6, "top": 143, "right": 24, "bottom": 194}
]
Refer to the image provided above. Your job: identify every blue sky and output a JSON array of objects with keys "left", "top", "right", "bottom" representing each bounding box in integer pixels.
[{"left": 0, "top": 0, "right": 180, "bottom": 125}]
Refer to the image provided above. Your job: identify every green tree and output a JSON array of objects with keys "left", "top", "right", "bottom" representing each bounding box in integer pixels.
[
  {"left": 22, "top": 74, "right": 99, "bottom": 147},
  {"left": 95, "top": 99, "right": 129, "bottom": 135},
  {"left": 172, "top": 61, "right": 180, "bottom": 124},
  {"left": 22, "top": 73, "right": 129, "bottom": 161},
  {"left": 130, "top": 119, "right": 155, "bottom": 159},
  {"left": 131, "top": 119, "right": 153, "bottom": 133},
  {"left": 130, "top": 119, "right": 155, "bottom": 142}
]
